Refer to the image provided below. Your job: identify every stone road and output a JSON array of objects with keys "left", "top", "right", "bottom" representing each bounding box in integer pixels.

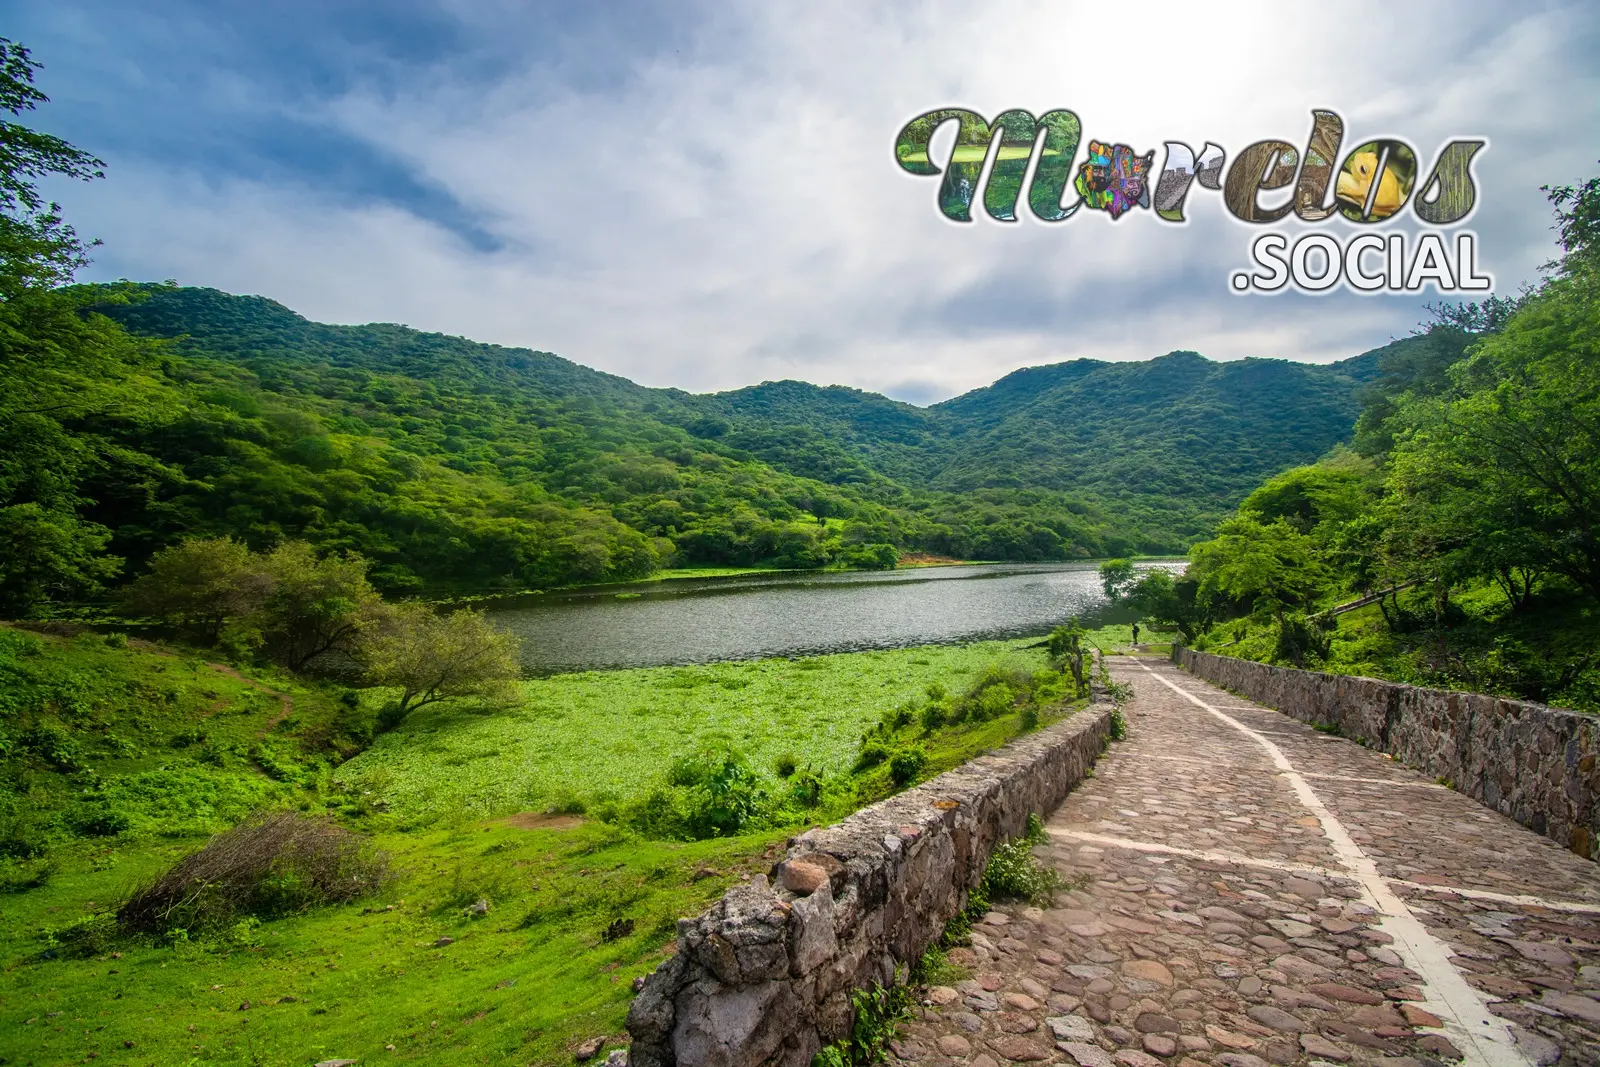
[{"left": 889, "top": 655, "right": 1600, "bottom": 1067}]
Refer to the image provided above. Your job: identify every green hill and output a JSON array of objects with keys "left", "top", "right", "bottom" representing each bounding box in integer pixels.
[{"left": 0, "top": 283, "right": 1395, "bottom": 607}]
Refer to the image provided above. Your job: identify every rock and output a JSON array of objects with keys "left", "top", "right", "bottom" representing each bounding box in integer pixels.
[
  {"left": 605, "top": 1052, "right": 628, "bottom": 1067},
  {"left": 1415, "top": 1034, "right": 1462, "bottom": 1059},
  {"left": 1267, "top": 919, "right": 1317, "bottom": 939},
  {"left": 1398, "top": 1003, "right": 1442, "bottom": 1027},
  {"left": 433, "top": 936, "right": 454, "bottom": 947},
  {"left": 928, "top": 986, "right": 960, "bottom": 1006},
  {"left": 978, "top": 973, "right": 1005, "bottom": 992},
  {"left": 1215, "top": 1055, "right": 1270, "bottom": 1067},
  {"left": 1019, "top": 978, "right": 1049, "bottom": 999},
  {"left": 1282, "top": 877, "right": 1324, "bottom": 900},
  {"left": 1069, "top": 964, "right": 1111, "bottom": 980},
  {"left": 984, "top": 911, "right": 1012, "bottom": 926},
  {"left": 1298, "top": 1034, "right": 1351, "bottom": 1062},
  {"left": 1245, "top": 1005, "right": 1307, "bottom": 1033},
  {"left": 465, "top": 898, "right": 489, "bottom": 917},
  {"left": 973, "top": 1055, "right": 1000, "bottom": 1067},
  {"left": 1205, "top": 1025, "right": 1256, "bottom": 1049},
  {"left": 1349, "top": 1004, "right": 1406, "bottom": 1029},
  {"left": 1059, "top": 1043, "right": 1114, "bottom": 1067},
  {"left": 777, "top": 860, "right": 829, "bottom": 895},
  {"left": 1238, "top": 977, "right": 1263, "bottom": 996},
  {"left": 1510, "top": 1024, "right": 1562, "bottom": 1065},
  {"left": 1134, "top": 1013, "right": 1180, "bottom": 1034},
  {"left": 1176, "top": 1036, "right": 1209, "bottom": 1053},
  {"left": 1307, "top": 982, "right": 1384, "bottom": 1006},
  {"left": 575, "top": 1037, "right": 606, "bottom": 1061},
  {"left": 952, "top": 1011, "right": 984, "bottom": 1033},
  {"left": 1505, "top": 940, "right": 1575, "bottom": 968},
  {"left": 1540, "top": 989, "right": 1600, "bottom": 1025},
  {"left": 1113, "top": 1051, "right": 1162, "bottom": 1067},
  {"left": 1046, "top": 1015, "right": 1096, "bottom": 1042},
  {"left": 314, "top": 1061, "right": 358, "bottom": 1067},
  {"left": 991, "top": 1035, "right": 1051, "bottom": 1061},
  {"left": 1002, "top": 992, "right": 1041, "bottom": 1011},
  {"left": 1122, "top": 960, "right": 1173, "bottom": 987},
  {"left": 1142, "top": 1035, "right": 1178, "bottom": 1057},
  {"left": 997, "top": 1012, "right": 1040, "bottom": 1034},
  {"left": 938, "top": 1035, "right": 973, "bottom": 1056},
  {"left": 1036, "top": 949, "right": 1064, "bottom": 965}
]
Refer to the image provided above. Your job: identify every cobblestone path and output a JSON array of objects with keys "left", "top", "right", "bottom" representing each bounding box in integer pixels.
[{"left": 890, "top": 655, "right": 1600, "bottom": 1067}]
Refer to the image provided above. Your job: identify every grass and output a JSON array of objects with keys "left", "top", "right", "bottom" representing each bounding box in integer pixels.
[
  {"left": 339, "top": 641, "right": 1056, "bottom": 825},
  {"left": 0, "top": 630, "right": 1077, "bottom": 1065}
]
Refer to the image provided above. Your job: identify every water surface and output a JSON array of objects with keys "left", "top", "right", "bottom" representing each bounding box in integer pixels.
[{"left": 482, "top": 561, "right": 1179, "bottom": 674}]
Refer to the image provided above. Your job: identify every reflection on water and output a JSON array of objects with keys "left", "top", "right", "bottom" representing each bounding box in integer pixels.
[{"left": 481, "top": 562, "right": 1181, "bottom": 674}]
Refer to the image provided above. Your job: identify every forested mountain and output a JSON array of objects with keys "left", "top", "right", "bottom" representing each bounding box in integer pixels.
[
  {"left": 703, "top": 348, "right": 1383, "bottom": 542},
  {"left": 16, "top": 283, "right": 1391, "bottom": 605}
]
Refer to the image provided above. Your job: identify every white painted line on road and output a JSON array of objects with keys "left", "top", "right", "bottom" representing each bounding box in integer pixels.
[
  {"left": 1051, "top": 829, "right": 1600, "bottom": 916},
  {"left": 1133, "top": 660, "right": 1532, "bottom": 1067},
  {"left": 1390, "top": 880, "right": 1600, "bottom": 915},
  {"left": 1050, "top": 828, "right": 1344, "bottom": 879},
  {"left": 1299, "top": 772, "right": 1449, "bottom": 789}
]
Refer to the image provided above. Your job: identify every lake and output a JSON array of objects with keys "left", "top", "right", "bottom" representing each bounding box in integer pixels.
[{"left": 482, "top": 561, "right": 1181, "bottom": 674}]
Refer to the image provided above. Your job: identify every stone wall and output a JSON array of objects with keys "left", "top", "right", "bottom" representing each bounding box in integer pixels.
[
  {"left": 626, "top": 703, "right": 1113, "bottom": 1067},
  {"left": 1172, "top": 647, "right": 1600, "bottom": 862}
]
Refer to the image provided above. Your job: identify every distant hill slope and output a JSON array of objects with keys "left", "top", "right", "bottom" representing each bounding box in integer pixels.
[
  {"left": 701, "top": 347, "right": 1387, "bottom": 541},
  {"left": 89, "top": 285, "right": 1397, "bottom": 573}
]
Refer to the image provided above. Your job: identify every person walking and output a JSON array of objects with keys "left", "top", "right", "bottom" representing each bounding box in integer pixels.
[{"left": 1131, "top": 623, "right": 1140, "bottom": 646}]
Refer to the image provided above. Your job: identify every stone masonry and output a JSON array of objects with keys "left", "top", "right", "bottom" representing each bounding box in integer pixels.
[
  {"left": 1172, "top": 648, "right": 1600, "bottom": 862},
  {"left": 896, "top": 655, "right": 1600, "bottom": 1067},
  {"left": 625, "top": 703, "right": 1114, "bottom": 1067}
]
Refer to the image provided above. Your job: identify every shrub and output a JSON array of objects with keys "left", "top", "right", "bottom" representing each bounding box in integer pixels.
[
  {"left": 789, "top": 768, "right": 824, "bottom": 808},
  {"left": 888, "top": 747, "right": 927, "bottom": 788},
  {"left": 118, "top": 811, "right": 391, "bottom": 936},
  {"left": 70, "top": 803, "right": 130, "bottom": 838},
  {"left": 1109, "top": 706, "right": 1127, "bottom": 741},
  {"left": 982, "top": 837, "right": 1066, "bottom": 906},
  {"left": 918, "top": 701, "right": 945, "bottom": 733},
  {"left": 1019, "top": 705, "right": 1040, "bottom": 732},
  {"left": 774, "top": 753, "right": 799, "bottom": 778},
  {"left": 852, "top": 742, "right": 890, "bottom": 773},
  {"left": 668, "top": 746, "right": 768, "bottom": 839}
]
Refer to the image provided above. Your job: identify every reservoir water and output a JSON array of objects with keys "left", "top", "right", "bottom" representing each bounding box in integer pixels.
[{"left": 482, "top": 561, "right": 1180, "bottom": 674}]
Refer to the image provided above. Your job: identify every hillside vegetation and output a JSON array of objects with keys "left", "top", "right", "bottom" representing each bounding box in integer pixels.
[{"left": 1130, "top": 174, "right": 1600, "bottom": 712}]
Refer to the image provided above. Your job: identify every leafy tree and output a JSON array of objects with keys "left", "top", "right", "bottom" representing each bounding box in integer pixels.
[
  {"left": 1125, "top": 568, "right": 1209, "bottom": 643},
  {"left": 254, "top": 542, "right": 384, "bottom": 671},
  {"left": 0, "top": 502, "right": 119, "bottom": 615},
  {"left": 120, "top": 537, "right": 271, "bottom": 640},
  {"left": 360, "top": 602, "right": 521, "bottom": 729},
  {"left": 1098, "top": 558, "right": 1135, "bottom": 600},
  {"left": 0, "top": 37, "right": 105, "bottom": 297}
]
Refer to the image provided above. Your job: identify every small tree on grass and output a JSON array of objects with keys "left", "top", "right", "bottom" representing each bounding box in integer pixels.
[
  {"left": 360, "top": 603, "right": 521, "bottom": 730},
  {"left": 1098, "top": 558, "right": 1136, "bottom": 601},
  {"left": 256, "top": 542, "right": 384, "bottom": 671},
  {"left": 120, "top": 536, "right": 271, "bottom": 641}
]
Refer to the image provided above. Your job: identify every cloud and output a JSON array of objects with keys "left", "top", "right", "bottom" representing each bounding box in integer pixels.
[{"left": 17, "top": 0, "right": 1600, "bottom": 401}]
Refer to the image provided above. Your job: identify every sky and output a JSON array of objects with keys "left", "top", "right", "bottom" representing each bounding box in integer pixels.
[{"left": 12, "top": 1, "right": 1600, "bottom": 403}]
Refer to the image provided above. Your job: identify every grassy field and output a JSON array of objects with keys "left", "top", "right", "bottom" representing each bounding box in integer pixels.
[{"left": 0, "top": 629, "right": 1077, "bottom": 1066}]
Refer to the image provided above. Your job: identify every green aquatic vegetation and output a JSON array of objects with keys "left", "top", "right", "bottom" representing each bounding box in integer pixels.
[{"left": 339, "top": 640, "right": 1050, "bottom": 825}]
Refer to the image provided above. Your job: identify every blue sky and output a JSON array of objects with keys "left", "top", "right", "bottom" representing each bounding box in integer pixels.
[{"left": 12, "top": 1, "right": 1600, "bottom": 402}]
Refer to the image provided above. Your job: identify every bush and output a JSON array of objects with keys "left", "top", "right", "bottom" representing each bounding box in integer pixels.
[
  {"left": 38, "top": 911, "right": 118, "bottom": 959},
  {"left": 918, "top": 701, "right": 946, "bottom": 733},
  {"left": 852, "top": 742, "right": 890, "bottom": 773},
  {"left": 888, "top": 747, "right": 927, "bottom": 788},
  {"left": 118, "top": 811, "right": 391, "bottom": 936},
  {"left": 981, "top": 814, "right": 1066, "bottom": 906},
  {"left": 774, "top": 753, "right": 798, "bottom": 778},
  {"left": 668, "top": 747, "right": 768, "bottom": 839}
]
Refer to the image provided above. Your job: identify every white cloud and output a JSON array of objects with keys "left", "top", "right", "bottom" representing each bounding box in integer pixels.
[{"left": 58, "top": 0, "right": 1600, "bottom": 400}]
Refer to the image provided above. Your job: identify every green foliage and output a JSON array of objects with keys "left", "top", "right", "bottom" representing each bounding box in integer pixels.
[
  {"left": 1098, "top": 558, "right": 1135, "bottom": 600},
  {"left": 361, "top": 602, "right": 521, "bottom": 727},
  {"left": 811, "top": 983, "right": 916, "bottom": 1067},
  {"left": 887, "top": 747, "right": 927, "bottom": 787},
  {"left": 1108, "top": 706, "right": 1127, "bottom": 741},
  {"left": 1186, "top": 173, "right": 1600, "bottom": 709},
  {"left": 982, "top": 834, "right": 1067, "bottom": 907}
]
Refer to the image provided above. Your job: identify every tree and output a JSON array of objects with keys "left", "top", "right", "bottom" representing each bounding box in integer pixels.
[
  {"left": 255, "top": 542, "right": 384, "bottom": 671},
  {"left": 0, "top": 503, "right": 119, "bottom": 616},
  {"left": 1098, "top": 558, "right": 1135, "bottom": 600},
  {"left": 1125, "top": 568, "right": 1209, "bottom": 643},
  {"left": 0, "top": 37, "right": 105, "bottom": 298},
  {"left": 119, "top": 537, "right": 272, "bottom": 640},
  {"left": 360, "top": 602, "right": 521, "bottom": 729}
]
